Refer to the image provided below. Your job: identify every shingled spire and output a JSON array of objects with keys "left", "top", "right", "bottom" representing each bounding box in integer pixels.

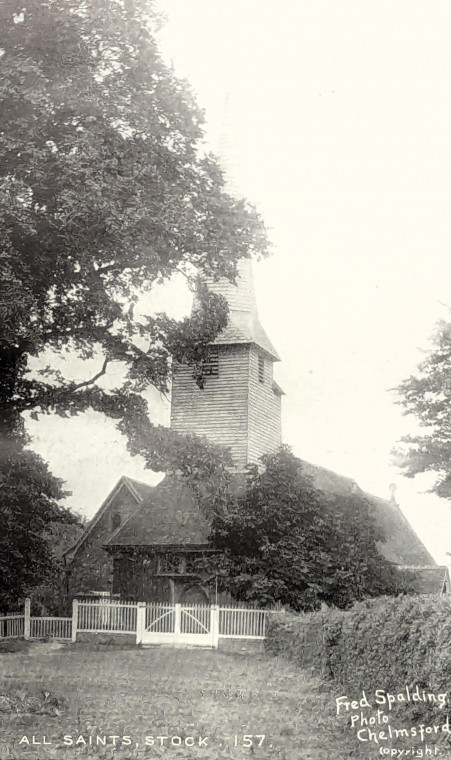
[
  {"left": 205, "top": 258, "right": 280, "bottom": 361},
  {"left": 204, "top": 94, "right": 279, "bottom": 360}
]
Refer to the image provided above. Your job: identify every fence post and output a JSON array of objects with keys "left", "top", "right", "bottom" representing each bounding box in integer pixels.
[
  {"left": 24, "top": 598, "right": 31, "bottom": 640},
  {"left": 136, "top": 603, "right": 145, "bottom": 644},
  {"left": 210, "top": 605, "right": 219, "bottom": 649},
  {"left": 71, "top": 599, "right": 78, "bottom": 643}
]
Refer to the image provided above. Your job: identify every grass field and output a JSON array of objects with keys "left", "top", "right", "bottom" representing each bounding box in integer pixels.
[{"left": 0, "top": 640, "right": 372, "bottom": 759}]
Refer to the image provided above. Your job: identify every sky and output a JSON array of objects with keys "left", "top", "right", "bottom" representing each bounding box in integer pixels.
[{"left": 27, "top": 0, "right": 451, "bottom": 563}]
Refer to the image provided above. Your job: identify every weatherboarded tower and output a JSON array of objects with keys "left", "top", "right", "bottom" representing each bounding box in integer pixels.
[{"left": 170, "top": 258, "right": 283, "bottom": 470}]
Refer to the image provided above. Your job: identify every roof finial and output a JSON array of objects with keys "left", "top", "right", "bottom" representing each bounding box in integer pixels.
[{"left": 389, "top": 482, "right": 398, "bottom": 506}]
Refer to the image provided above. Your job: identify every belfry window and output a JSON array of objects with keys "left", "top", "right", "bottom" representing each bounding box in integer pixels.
[
  {"left": 201, "top": 351, "right": 219, "bottom": 377},
  {"left": 194, "top": 350, "right": 219, "bottom": 389},
  {"left": 258, "top": 355, "right": 265, "bottom": 383}
]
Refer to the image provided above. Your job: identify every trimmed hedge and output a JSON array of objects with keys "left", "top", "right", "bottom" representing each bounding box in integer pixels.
[{"left": 265, "top": 596, "right": 451, "bottom": 724}]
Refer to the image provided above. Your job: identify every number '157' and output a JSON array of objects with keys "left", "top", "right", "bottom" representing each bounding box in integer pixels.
[{"left": 234, "top": 735, "right": 265, "bottom": 747}]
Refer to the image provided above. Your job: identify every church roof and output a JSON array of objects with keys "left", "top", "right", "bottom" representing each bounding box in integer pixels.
[
  {"left": 299, "top": 460, "right": 437, "bottom": 567},
  {"left": 106, "top": 475, "right": 211, "bottom": 548},
  {"left": 63, "top": 475, "right": 151, "bottom": 561},
  {"left": 363, "top": 493, "right": 436, "bottom": 567},
  {"left": 204, "top": 258, "right": 280, "bottom": 361},
  {"left": 105, "top": 463, "right": 437, "bottom": 574}
]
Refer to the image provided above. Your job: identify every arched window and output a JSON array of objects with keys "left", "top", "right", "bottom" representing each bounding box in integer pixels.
[{"left": 111, "top": 512, "right": 121, "bottom": 531}]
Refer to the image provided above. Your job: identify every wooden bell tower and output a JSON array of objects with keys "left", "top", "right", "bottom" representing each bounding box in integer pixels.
[{"left": 170, "top": 258, "right": 283, "bottom": 470}]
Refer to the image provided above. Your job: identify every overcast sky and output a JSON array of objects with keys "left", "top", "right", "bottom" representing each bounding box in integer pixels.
[{"left": 28, "top": 0, "right": 451, "bottom": 563}]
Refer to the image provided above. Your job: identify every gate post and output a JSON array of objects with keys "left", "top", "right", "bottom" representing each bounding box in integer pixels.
[
  {"left": 71, "top": 599, "right": 78, "bottom": 643},
  {"left": 210, "top": 605, "right": 219, "bottom": 649},
  {"left": 136, "top": 603, "right": 145, "bottom": 644},
  {"left": 24, "top": 598, "right": 31, "bottom": 640},
  {"left": 174, "top": 603, "right": 181, "bottom": 641}
]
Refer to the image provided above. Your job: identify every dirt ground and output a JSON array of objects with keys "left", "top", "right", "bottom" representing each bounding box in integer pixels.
[{"left": 0, "top": 640, "right": 398, "bottom": 759}]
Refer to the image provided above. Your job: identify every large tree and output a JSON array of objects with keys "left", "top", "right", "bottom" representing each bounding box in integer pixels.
[
  {"left": 0, "top": 0, "right": 267, "bottom": 606},
  {"left": 0, "top": 446, "right": 82, "bottom": 611},
  {"left": 0, "top": 0, "right": 267, "bottom": 447},
  {"left": 200, "top": 447, "right": 402, "bottom": 611},
  {"left": 394, "top": 319, "right": 451, "bottom": 498}
]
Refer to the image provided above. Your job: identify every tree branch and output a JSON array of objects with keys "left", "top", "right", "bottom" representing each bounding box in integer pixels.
[
  {"left": 71, "top": 358, "right": 109, "bottom": 392},
  {"left": 16, "top": 358, "right": 110, "bottom": 414}
]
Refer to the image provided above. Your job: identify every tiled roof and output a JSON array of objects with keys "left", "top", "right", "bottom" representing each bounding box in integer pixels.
[
  {"left": 301, "top": 460, "right": 361, "bottom": 496},
  {"left": 363, "top": 493, "right": 437, "bottom": 567},
  {"left": 299, "top": 460, "right": 437, "bottom": 567},
  {"left": 106, "top": 463, "right": 437, "bottom": 572},
  {"left": 122, "top": 477, "right": 155, "bottom": 501},
  {"left": 106, "top": 475, "right": 211, "bottom": 547}
]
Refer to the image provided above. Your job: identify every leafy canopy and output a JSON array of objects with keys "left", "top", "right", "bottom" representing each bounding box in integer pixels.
[
  {"left": 0, "top": 0, "right": 267, "bottom": 462},
  {"left": 0, "top": 448, "right": 82, "bottom": 611},
  {"left": 0, "top": 0, "right": 268, "bottom": 607},
  {"left": 201, "top": 447, "right": 402, "bottom": 611},
  {"left": 394, "top": 318, "right": 451, "bottom": 497}
]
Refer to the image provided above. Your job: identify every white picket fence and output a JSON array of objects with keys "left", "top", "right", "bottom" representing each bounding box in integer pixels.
[
  {"left": 76, "top": 598, "right": 282, "bottom": 647},
  {"left": 1, "top": 598, "right": 283, "bottom": 648},
  {"left": 219, "top": 606, "right": 268, "bottom": 638},
  {"left": 30, "top": 616, "right": 72, "bottom": 640},
  {"left": 77, "top": 599, "right": 137, "bottom": 633},
  {"left": 0, "top": 600, "right": 72, "bottom": 641},
  {"left": 0, "top": 614, "right": 25, "bottom": 639}
]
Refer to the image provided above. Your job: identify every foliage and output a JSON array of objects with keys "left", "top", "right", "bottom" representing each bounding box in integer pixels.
[
  {"left": 31, "top": 520, "right": 85, "bottom": 615},
  {"left": 0, "top": 0, "right": 267, "bottom": 607},
  {"left": 266, "top": 595, "right": 451, "bottom": 731},
  {"left": 0, "top": 0, "right": 267, "bottom": 459},
  {"left": 200, "top": 447, "right": 402, "bottom": 611},
  {"left": 0, "top": 446, "right": 81, "bottom": 612},
  {"left": 394, "top": 318, "right": 451, "bottom": 497},
  {"left": 264, "top": 608, "right": 346, "bottom": 676}
]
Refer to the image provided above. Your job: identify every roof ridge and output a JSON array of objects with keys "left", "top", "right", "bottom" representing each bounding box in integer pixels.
[
  {"left": 122, "top": 475, "right": 156, "bottom": 490},
  {"left": 301, "top": 459, "right": 360, "bottom": 485}
]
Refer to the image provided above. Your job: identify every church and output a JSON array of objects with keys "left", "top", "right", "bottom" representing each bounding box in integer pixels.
[{"left": 63, "top": 260, "right": 449, "bottom": 602}]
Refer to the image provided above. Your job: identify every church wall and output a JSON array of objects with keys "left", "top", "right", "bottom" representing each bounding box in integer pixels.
[
  {"left": 170, "top": 345, "right": 250, "bottom": 468},
  {"left": 112, "top": 553, "right": 171, "bottom": 601},
  {"left": 113, "top": 554, "right": 202, "bottom": 602},
  {"left": 247, "top": 349, "right": 282, "bottom": 464},
  {"left": 67, "top": 485, "right": 140, "bottom": 597}
]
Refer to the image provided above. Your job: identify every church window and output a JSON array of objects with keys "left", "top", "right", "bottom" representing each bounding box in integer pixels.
[
  {"left": 111, "top": 512, "right": 121, "bottom": 531},
  {"left": 258, "top": 355, "right": 265, "bottom": 383},
  {"left": 201, "top": 351, "right": 219, "bottom": 376}
]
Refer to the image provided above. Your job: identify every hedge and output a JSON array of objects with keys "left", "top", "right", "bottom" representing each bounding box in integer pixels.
[{"left": 265, "top": 595, "right": 451, "bottom": 724}]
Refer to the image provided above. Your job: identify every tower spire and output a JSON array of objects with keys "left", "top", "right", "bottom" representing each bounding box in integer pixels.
[
  {"left": 217, "top": 92, "right": 241, "bottom": 198},
  {"left": 204, "top": 93, "right": 279, "bottom": 360},
  {"left": 205, "top": 259, "right": 280, "bottom": 361},
  {"left": 170, "top": 92, "right": 282, "bottom": 469}
]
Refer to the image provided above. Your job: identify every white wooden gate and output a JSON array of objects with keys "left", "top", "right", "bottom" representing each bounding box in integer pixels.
[{"left": 137, "top": 603, "right": 219, "bottom": 647}]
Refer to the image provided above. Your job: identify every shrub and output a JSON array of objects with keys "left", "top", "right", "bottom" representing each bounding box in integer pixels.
[
  {"left": 265, "top": 608, "right": 347, "bottom": 678},
  {"left": 265, "top": 595, "right": 451, "bottom": 726}
]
